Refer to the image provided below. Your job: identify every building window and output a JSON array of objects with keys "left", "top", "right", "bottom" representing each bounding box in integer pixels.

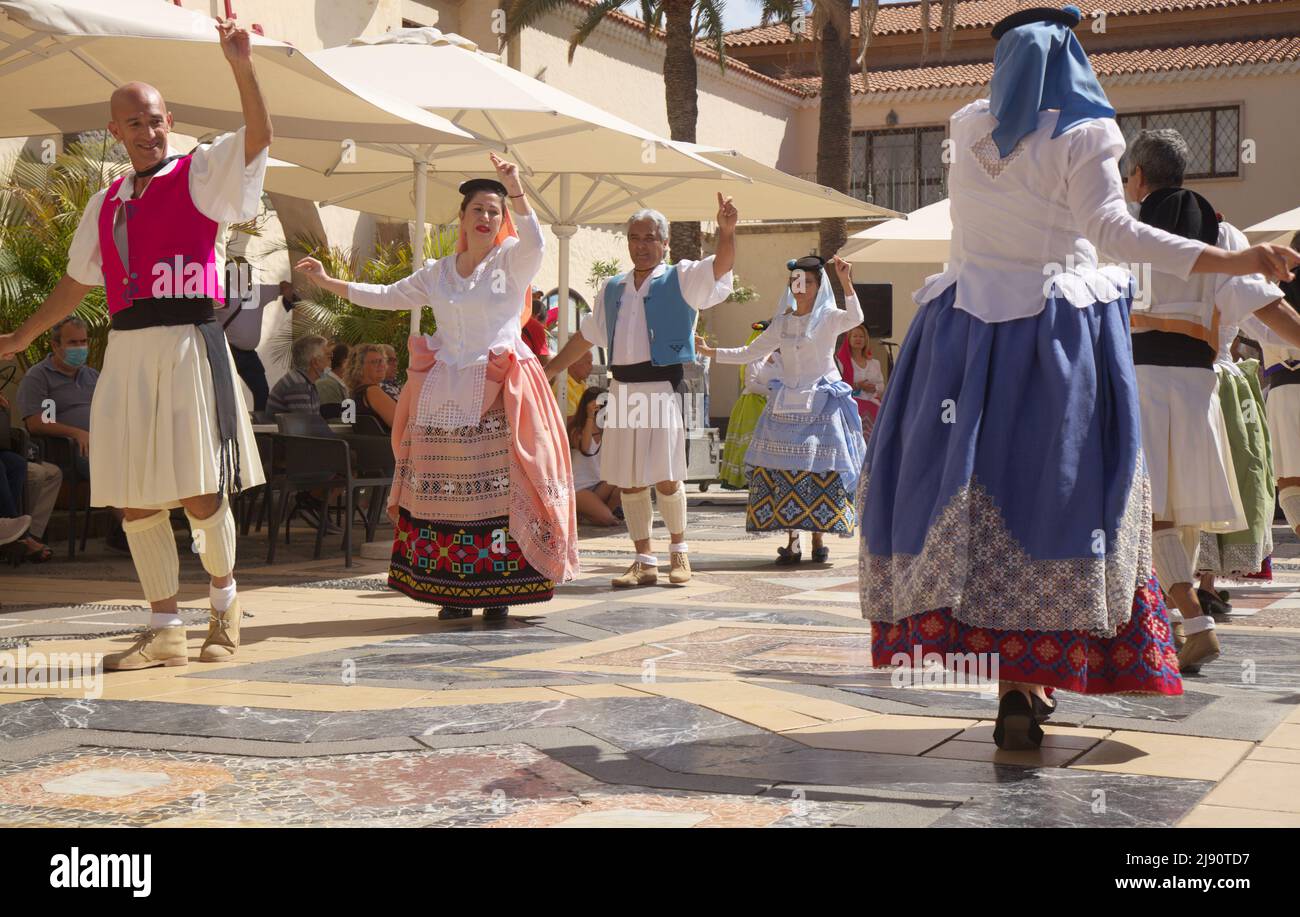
[
  {"left": 1117, "top": 106, "right": 1240, "bottom": 180},
  {"left": 850, "top": 126, "right": 947, "bottom": 212}
]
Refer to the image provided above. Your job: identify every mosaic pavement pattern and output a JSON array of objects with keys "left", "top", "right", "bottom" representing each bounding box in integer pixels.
[{"left": 1, "top": 495, "right": 1298, "bottom": 828}]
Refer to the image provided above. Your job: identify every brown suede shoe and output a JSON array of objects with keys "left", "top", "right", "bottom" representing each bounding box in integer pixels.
[
  {"left": 668, "top": 552, "right": 692, "bottom": 585},
  {"left": 200, "top": 597, "right": 242, "bottom": 662},
  {"left": 104, "top": 627, "right": 188, "bottom": 671},
  {"left": 1177, "top": 628, "right": 1220, "bottom": 674},
  {"left": 1171, "top": 618, "right": 1186, "bottom": 649},
  {"left": 612, "top": 561, "right": 658, "bottom": 588}
]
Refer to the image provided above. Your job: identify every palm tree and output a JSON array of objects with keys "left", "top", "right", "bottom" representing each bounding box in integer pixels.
[
  {"left": 505, "top": 0, "right": 728, "bottom": 263},
  {"left": 760, "top": 1, "right": 956, "bottom": 289}
]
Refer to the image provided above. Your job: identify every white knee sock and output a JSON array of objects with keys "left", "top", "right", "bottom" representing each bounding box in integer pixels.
[
  {"left": 1152, "top": 527, "right": 1194, "bottom": 589},
  {"left": 123, "top": 511, "right": 180, "bottom": 606},
  {"left": 1281, "top": 486, "right": 1300, "bottom": 532},
  {"left": 656, "top": 484, "right": 688, "bottom": 538},
  {"left": 1183, "top": 614, "right": 1216, "bottom": 635},
  {"left": 186, "top": 499, "right": 237, "bottom": 580},
  {"left": 622, "top": 488, "right": 654, "bottom": 543}
]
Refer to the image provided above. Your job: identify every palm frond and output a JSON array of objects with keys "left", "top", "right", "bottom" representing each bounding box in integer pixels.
[
  {"left": 503, "top": 0, "right": 574, "bottom": 40},
  {"left": 568, "top": 0, "right": 634, "bottom": 61}
]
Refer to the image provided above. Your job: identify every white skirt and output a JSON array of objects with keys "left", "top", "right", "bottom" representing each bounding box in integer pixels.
[
  {"left": 598, "top": 379, "right": 686, "bottom": 488},
  {"left": 1267, "top": 383, "right": 1300, "bottom": 479},
  {"left": 90, "top": 325, "right": 264, "bottom": 510},
  {"left": 1136, "top": 364, "right": 1245, "bottom": 530}
]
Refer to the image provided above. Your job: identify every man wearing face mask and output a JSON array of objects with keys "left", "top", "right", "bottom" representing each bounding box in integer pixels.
[{"left": 16, "top": 316, "right": 128, "bottom": 552}]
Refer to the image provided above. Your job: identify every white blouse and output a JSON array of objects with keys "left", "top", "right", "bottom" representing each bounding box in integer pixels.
[
  {"left": 67, "top": 128, "right": 268, "bottom": 288},
  {"left": 915, "top": 99, "right": 1208, "bottom": 323},
  {"left": 346, "top": 212, "right": 544, "bottom": 427},
  {"left": 714, "top": 293, "right": 864, "bottom": 412},
  {"left": 579, "top": 259, "right": 734, "bottom": 364},
  {"left": 848, "top": 356, "right": 885, "bottom": 403}
]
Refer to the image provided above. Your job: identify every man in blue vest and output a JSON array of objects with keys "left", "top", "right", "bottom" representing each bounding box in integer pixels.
[{"left": 547, "top": 195, "right": 738, "bottom": 586}]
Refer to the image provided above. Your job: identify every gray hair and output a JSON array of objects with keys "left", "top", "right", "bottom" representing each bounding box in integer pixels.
[
  {"left": 627, "top": 208, "right": 669, "bottom": 241},
  {"left": 50, "top": 316, "right": 87, "bottom": 345},
  {"left": 1129, "top": 129, "right": 1188, "bottom": 190},
  {"left": 291, "top": 334, "right": 326, "bottom": 372}
]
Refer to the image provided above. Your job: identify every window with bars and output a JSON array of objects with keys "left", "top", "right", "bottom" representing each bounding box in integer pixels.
[
  {"left": 850, "top": 126, "right": 948, "bottom": 212},
  {"left": 1117, "top": 106, "right": 1240, "bottom": 180}
]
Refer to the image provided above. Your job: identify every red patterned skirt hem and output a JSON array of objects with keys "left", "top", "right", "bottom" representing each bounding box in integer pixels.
[{"left": 869, "top": 575, "right": 1183, "bottom": 696}]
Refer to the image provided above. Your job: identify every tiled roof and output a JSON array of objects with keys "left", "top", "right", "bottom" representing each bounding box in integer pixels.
[
  {"left": 723, "top": 0, "right": 1288, "bottom": 47},
  {"left": 780, "top": 34, "right": 1300, "bottom": 94}
]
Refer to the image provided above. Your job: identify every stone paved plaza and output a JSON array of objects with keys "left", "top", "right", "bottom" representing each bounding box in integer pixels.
[{"left": 2, "top": 490, "right": 1298, "bottom": 828}]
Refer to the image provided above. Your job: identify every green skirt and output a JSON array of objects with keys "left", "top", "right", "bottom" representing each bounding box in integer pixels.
[
  {"left": 720, "top": 392, "right": 766, "bottom": 489},
  {"left": 1200, "top": 359, "right": 1274, "bottom": 575}
]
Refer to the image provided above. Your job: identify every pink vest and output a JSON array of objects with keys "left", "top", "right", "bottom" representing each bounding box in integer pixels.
[{"left": 98, "top": 156, "right": 223, "bottom": 314}]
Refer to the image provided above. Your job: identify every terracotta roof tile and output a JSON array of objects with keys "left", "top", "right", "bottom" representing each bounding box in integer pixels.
[
  {"left": 724, "top": 0, "right": 1288, "bottom": 47},
  {"left": 779, "top": 34, "right": 1300, "bottom": 93}
]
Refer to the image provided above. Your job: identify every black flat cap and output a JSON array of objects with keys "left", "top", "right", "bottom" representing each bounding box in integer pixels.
[
  {"left": 458, "top": 177, "right": 508, "bottom": 197},
  {"left": 991, "top": 5, "right": 1082, "bottom": 39}
]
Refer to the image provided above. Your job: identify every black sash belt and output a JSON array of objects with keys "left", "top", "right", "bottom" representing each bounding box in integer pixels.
[
  {"left": 611, "top": 360, "right": 684, "bottom": 387},
  {"left": 111, "top": 296, "right": 243, "bottom": 496},
  {"left": 1131, "top": 330, "right": 1215, "bottom": 370},
  {"left": 1266, "top": 364, "right": 1300, "bottom": 388}
]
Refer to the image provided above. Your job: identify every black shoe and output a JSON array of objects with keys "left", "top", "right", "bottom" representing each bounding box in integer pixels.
[
  {"left": 1029, "top": 693, "right": 1057, "bottom": 722},
  {"left": 437, "top": 606, "right": 472, "bottom": 620},
  {"left": 1197, "top": 588, "right": 1232, "bottom": 618},
  {"left": 106, "top": 527, "right": 131, "bottom": 555},
  {"left": 482, "top": 606, "right": 510, "bottom": 621},
  {"left": 811, "top": 544, "right": 829, "bottom": 563},
  {"left": 612, "top": 507, "right": 625, "bottom": 521},
  {"left": 775, "top": 545, "right": 802, "bottom": 566},
  {"left": 993, "top": 691, "right": 1045, "bottom": 751}
]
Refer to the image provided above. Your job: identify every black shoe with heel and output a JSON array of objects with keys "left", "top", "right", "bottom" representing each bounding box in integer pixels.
[
  {"left": 811, "top": 545, "right": 829, "bottom": 563},
  {"left": 483, "top": 606, "right": 510, "bottom": 621},
  {"left": 437, "top": 606, "right": 472, "bottom": 620},
  {"left": 775, "top": 545, "right": 802, "bottom": 566},
  {"left": 993, "top": 690, "right": 1045, "bottom": 750}
]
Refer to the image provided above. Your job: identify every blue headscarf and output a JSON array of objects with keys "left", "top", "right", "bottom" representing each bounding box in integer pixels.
[{"left": 989, "top": 7, "right": 1114, "bottom": 157}]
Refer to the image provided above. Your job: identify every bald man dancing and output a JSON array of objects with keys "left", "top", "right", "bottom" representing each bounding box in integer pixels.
[{"left": 0, "top": 20, "right": 270, "bottom": 669}]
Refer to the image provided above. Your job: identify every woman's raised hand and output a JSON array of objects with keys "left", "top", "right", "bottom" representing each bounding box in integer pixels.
[
  {"left": 294, "top": 256, "right": 329, "bottom": 285},
  {"left": 694, "top": 334, "right": 715, "bottom": 357},
  {"left": 831, "top": 255, "right": 853, "bottom": 285},
  {"left": 489, "top": 152, "right": 524, "bottom": 197}
]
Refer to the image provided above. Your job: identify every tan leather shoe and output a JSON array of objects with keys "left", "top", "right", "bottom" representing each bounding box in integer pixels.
[
  {"left": 1171, "top": 618, "right": 1186, "bottom": 650},
  {"left": 104, "top": 627, "right": 188, "bottom": 671},
  {"left": 612, "top": 561, "right": 658, "bottom": 588},
  {"left": 1177, "top": 627, "right": 1220, "bottom": 674},
  {"left": 668, "top": 552, "right": 692, "bottom": 585},
  {"left": 200, "top": 597, "right": 242, "bottom": 662}
]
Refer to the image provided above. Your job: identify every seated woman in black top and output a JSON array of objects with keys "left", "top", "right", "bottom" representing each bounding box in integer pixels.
[{"left": 346, "top": 343, "right": 397, "bottom": 433}]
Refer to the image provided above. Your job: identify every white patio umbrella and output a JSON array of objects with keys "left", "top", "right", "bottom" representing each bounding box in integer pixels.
[
  {"left": 0, "top": 0, "right": 477, "bottom": 169},
  {"left": 1244, "top": 205, "right": 1300, "bottom": 245},
  {"left": 290, "top": 27, "right": 770, "bottom": 342},
  {"left": 842, "top": 198, "right": 950, "bottom": 262},
  {"left": 265, "top": 142, "right": 896, "bottom": 343}
]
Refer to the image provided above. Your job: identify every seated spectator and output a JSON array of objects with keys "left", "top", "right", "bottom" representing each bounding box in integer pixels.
[
  {"left": 567, "top": 386, "right": 621, "bottom": 526},
  {"left": 566, "top": 349, "right": 593, "bottom": 418},
  {"left": 380, "top": 343, "right": 401, "bottom": 400},
  {"left": 267, "top": 334, "right": 327, "bottom": 415},
  {"left": 16, "top": 316, "right": 127, "bottom": 552},
  {"left": 522, "top": 291, "right": 551, "bottom": 367},
  {"left": 347, "top": 343, "right": 397, "bottom": 433},
  {"left": 315, "top": 341, "right": 350, "bottom": 406},
  {"left": 1, "top": 392, "right": 56, "bottom": 561}
]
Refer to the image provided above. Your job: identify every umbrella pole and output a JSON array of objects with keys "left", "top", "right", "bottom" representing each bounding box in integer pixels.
[
  {"left": 556, "top": 174, "right": 573, "bottom": 351},
  {"left": 409, "top": 159, "right": 428, "bottom": 338}
]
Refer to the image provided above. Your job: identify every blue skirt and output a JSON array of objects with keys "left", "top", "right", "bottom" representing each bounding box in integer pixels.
[
  {"left": 858, "top": 282, "right": 1153, "bottom": 637},
  {"left": 744, "top": 379, "right": 866, "bottom": 493}
]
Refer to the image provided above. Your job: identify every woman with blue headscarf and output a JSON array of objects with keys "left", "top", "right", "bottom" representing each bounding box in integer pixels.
[
  {"left": 857, "top": 6, "right": 1300, "bottom": 749},
  {"left": 699, "top": 255, "right": 865, "bottom": 564}
]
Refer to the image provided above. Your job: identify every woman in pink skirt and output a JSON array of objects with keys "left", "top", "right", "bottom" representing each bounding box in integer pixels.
[{"left": 296, "top": 154, "right": 579, "bottom": 620}]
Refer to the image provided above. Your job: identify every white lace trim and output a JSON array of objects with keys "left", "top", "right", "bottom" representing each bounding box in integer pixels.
[
  {"left": 970, "top": 131, "right": 1027, "bottom": 180},
  {"left": 857, "top": 451, "right": 1153, "bottom": 637}
]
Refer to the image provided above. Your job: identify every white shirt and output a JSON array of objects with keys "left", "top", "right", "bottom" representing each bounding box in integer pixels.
[
  {"left": 742, "top": 353, "right": 781, "bottom": 397},
  {"left": 849, "top": 356, "right": 885, "bottom": 403},
  {"left": 915, "top": 100, "right": 1207, "bottom": 322},
  {"left": 1131, "top": 221, "right": 1281, "bottom": 352},
  {"left": 345, "top": 212, "right": 544, "bottom": 426},
  {"left": 66, "top": 128, "right": 268, "bottom": 288},
  {"left": 714, "top": 293, "right": 865, "bottom": 411},
  {"left": 579, "top": 259, "right": 734, "bottom": 364}
]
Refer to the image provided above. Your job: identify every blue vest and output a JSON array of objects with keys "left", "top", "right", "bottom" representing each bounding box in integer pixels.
[{"left": 603, "top": 267, "right": 697, "bottom": 366}]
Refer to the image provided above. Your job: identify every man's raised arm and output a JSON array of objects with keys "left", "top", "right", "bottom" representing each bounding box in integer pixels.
[{"left": 216, "top": 19, "right": 272, "bottom": 165}]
